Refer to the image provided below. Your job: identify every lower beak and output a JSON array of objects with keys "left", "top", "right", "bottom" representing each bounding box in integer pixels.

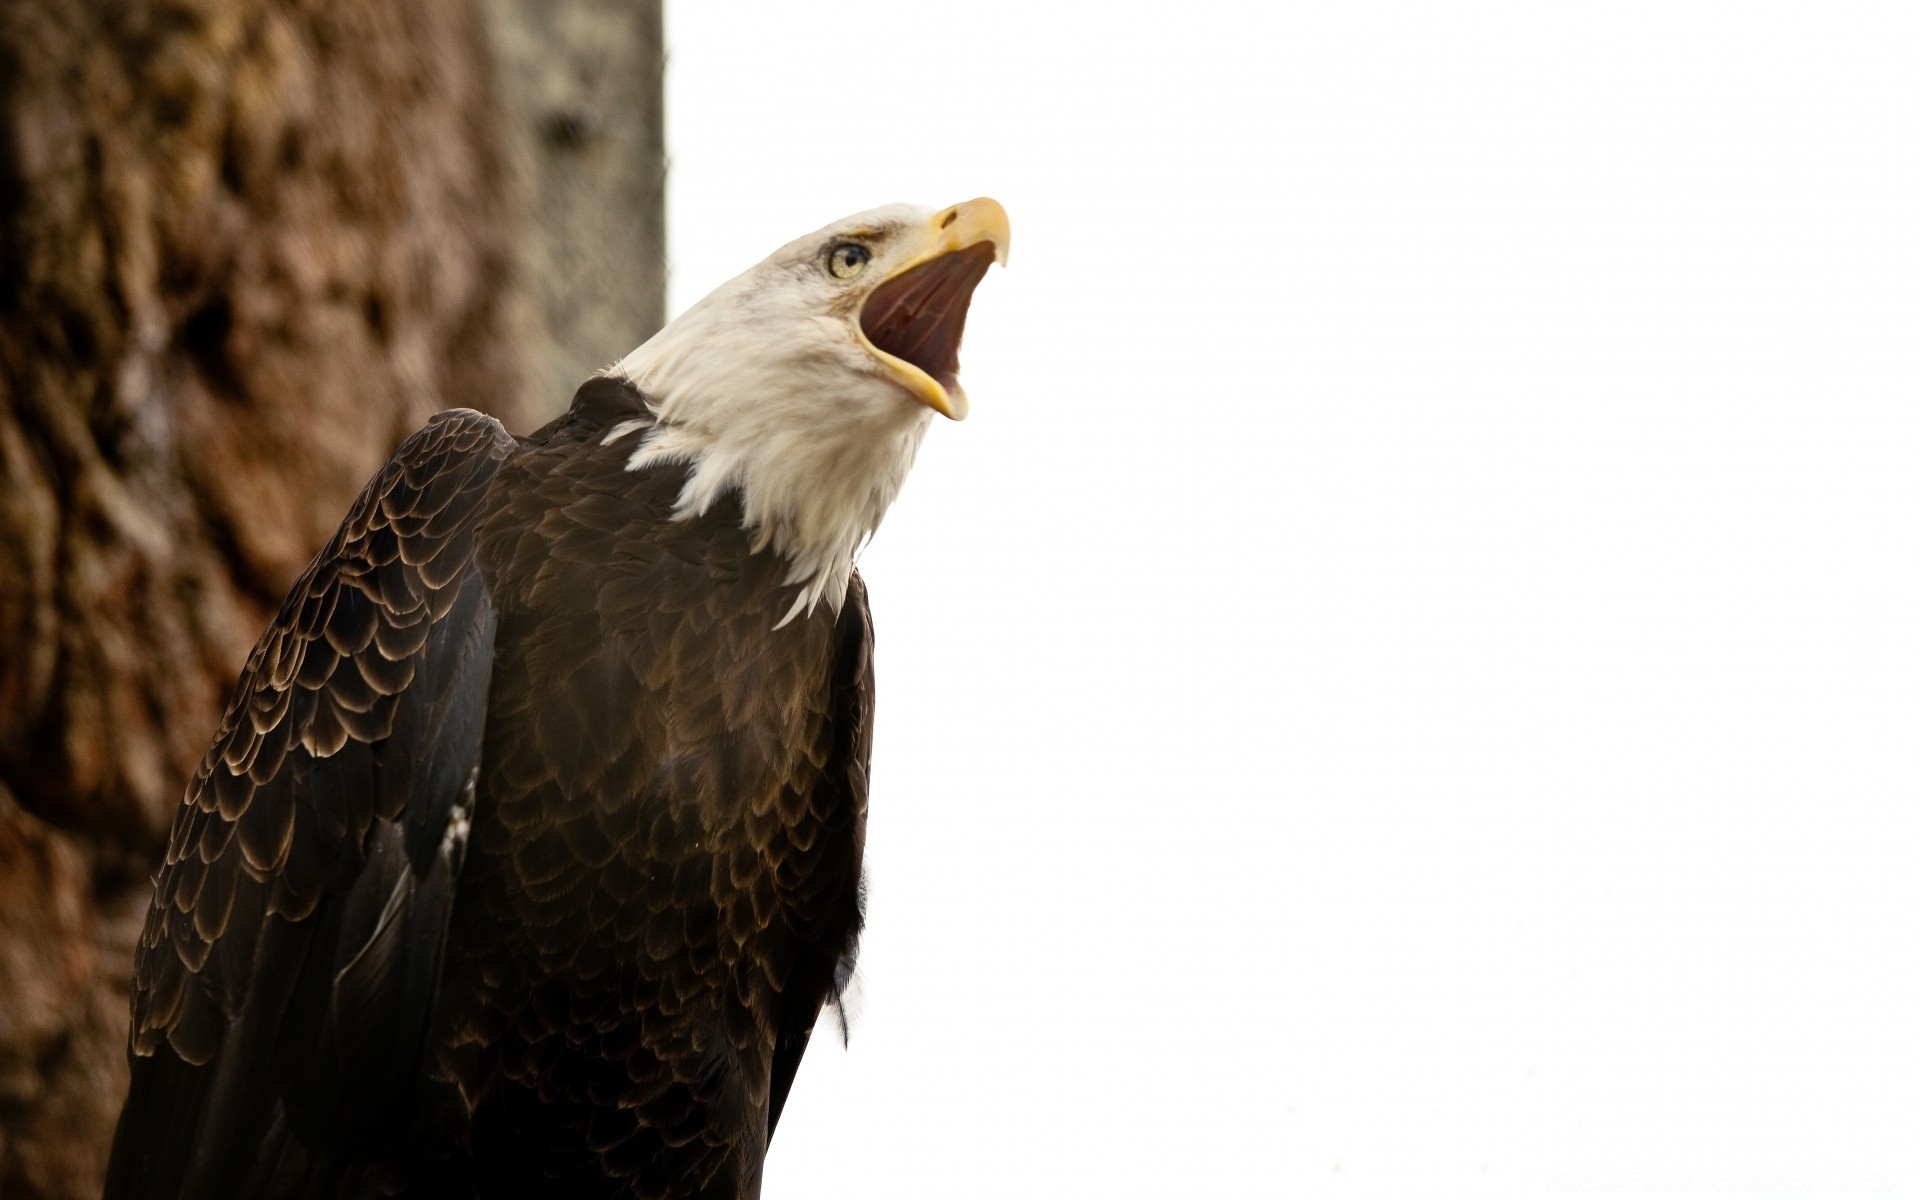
[{"left": 859, "top": 197, "right": 1010, "bottom": 421}]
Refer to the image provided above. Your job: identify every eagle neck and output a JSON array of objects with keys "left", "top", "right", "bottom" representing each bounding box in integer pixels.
[{"left": 596, "top": 373, "right": 930, "bottom": 626}]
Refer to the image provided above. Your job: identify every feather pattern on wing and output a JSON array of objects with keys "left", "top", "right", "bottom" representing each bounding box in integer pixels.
[
  {"left": 108, "top": 384, "right": 880, "bottom": 1199},
  {"left": 107, "top": 409, "right": 517, "bottom": 1200},
  {"left": 412, "top": 380, "right": 871, "bottom": 1197}
]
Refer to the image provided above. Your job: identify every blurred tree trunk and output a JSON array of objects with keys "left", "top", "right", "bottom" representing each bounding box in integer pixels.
[
  {"left": 486, "top": 0, "right": 667, "bottom": 405},
  {"left": 0, "top": 0, "right": 663, "bottom": 1194}
]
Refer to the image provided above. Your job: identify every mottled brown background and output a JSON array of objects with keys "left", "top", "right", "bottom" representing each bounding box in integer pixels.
[{"left": 0, "top": 1, "right": 663, "bottom": 1193}]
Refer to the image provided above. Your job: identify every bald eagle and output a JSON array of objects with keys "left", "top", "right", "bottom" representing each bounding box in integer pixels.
[{"left": 105, "top": 199, "right": 1009, "bottom": 1199}]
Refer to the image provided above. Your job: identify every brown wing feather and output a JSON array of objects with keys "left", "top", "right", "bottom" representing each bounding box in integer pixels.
[
  {"left": 106, "top": 409, "right": 517, "bottom": 1200},
  {"left": 768, "top": 572, "right": 874, "bottom": 1140},
  {"left": 420, "top": 388, "right": 875, "bottom": 1194}
]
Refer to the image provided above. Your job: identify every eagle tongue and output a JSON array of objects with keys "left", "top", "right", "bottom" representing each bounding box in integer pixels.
[{"left": 860, "top": 243, "right": 997, "bottom": 387}]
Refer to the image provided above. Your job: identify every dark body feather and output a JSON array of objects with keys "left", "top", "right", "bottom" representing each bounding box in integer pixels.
[{"left": 107, "top": 378, "right": 873, "bottom": 1199}]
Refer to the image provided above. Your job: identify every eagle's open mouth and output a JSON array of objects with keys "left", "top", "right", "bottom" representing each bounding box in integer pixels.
[{"left": 859, "top": 242, "right": 998, "bottom": 397}]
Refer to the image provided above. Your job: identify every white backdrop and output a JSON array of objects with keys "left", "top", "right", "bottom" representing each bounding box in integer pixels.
[{"left": 661, "top": 4, "right": 1918, "bottom": 1196}]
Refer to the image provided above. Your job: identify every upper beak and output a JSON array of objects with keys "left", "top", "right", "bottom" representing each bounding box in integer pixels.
[
  {"left": 859, "top": 198, "right": 1010, "bottom": 421},
  {"left": 931, "top": 197, "right": 1011, "bottom": 268}
]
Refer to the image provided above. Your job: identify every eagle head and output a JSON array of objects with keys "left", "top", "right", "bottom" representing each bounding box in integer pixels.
[{"left": 606, "top": 199, "right": 1010, "bottom": 623}]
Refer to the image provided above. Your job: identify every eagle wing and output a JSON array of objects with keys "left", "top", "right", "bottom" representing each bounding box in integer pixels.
[
  {"left": 766, "top": 573, "right": 875, "bottom": 1141},
  {"left": 106, "top": 409, "right": 517, "bottom": 1200}
]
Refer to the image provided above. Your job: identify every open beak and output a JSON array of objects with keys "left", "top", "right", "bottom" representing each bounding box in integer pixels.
[{"left": 859, "top": 197, "right": 1010, "bottom": 421}]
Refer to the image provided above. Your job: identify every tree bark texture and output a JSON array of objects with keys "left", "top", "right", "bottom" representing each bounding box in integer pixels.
[
  {"left": 0, "top": 1, "right": 663, "bottom": 1194},
  {"left": 485, "top": 0, "right": 667, "bottom": 408}
]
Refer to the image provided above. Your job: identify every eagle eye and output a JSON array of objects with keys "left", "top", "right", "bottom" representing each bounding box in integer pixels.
[{"left": 826, "top": 242, "right": 871, "bottom": 280}]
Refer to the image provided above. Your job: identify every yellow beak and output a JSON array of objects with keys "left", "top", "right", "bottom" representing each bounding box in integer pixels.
[
  {"left": 860, "top": 198, "right": 1010, "bottom": 421},
  {"left": 927, "top": 196, "right": 1012, "bottom": 269}
]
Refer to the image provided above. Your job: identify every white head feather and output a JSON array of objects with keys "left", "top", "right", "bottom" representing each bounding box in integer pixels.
[{"left": 603, "top": 200, "right": 1007, "bottom": 626}]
